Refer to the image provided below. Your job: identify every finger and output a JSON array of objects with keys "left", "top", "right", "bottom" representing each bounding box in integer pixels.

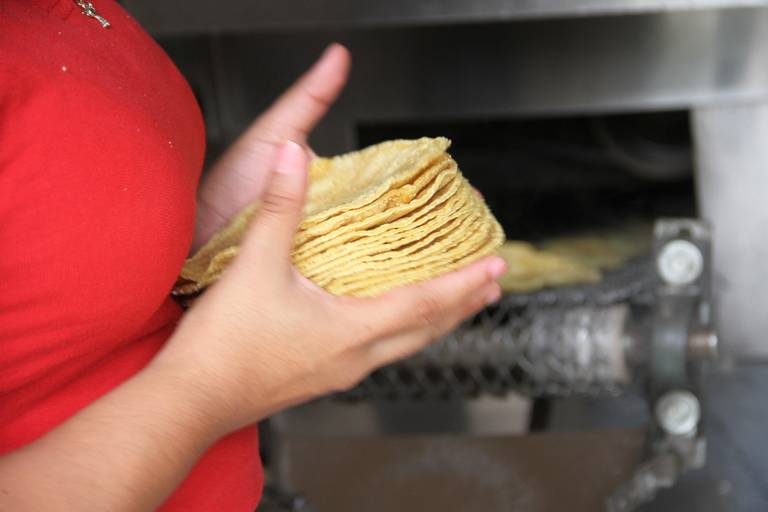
[
  {"left": 241, "top": 141, "right": 308, "bottom": 265},
  {"left": 419, "top": 279, "right": 501, "bottom": 343},
  {"left": 367, "top": 281, "right": 502, "bottom": 366},
  {"left": 355, "top": 255, "right": 507, "bottom": 335},
  {"left": 258, "top": 43, "right": 351, "bottom": 142}
]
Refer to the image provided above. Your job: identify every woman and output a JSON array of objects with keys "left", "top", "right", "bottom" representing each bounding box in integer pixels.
[{"left": 0, "top": 1, "right": 505, "bottom": 510}]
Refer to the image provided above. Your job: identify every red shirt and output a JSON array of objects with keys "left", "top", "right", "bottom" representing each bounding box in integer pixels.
[{"left": 0, "top": 1, "right": 263, "bottom": 509}]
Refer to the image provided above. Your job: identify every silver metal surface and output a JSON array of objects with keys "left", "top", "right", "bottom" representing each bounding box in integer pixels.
[
  {"left": 693, "top": 99, "right": 768, "bottom": 361},
  {"left": 655, "top": 390, "right": 701, "bottom": 436},
  {"left": 123, "top": 0, "right": 768, "bottom": 34},
  {"left": 150, "top": 8, "right": 768, "bottom": 156}
]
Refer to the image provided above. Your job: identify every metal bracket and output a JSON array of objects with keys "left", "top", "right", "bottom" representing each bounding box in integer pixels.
[{"left": 608, "top": 219, "right": 715, "bottom": 511}]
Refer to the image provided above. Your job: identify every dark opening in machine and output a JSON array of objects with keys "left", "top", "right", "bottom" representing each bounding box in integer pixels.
[{"left": 358, "top": 110, "right": 695, "bottom": 242}]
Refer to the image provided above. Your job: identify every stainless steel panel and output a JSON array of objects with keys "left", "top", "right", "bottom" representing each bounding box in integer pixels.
[
  {"left": 157, "top": 9, "right": 768, "bottom": 155},
  {"left": 123, "top": 0, "right": 768, "bottom": 34},
  {"left": 693, "top": 100, "right": 768, "bottom": 361}
]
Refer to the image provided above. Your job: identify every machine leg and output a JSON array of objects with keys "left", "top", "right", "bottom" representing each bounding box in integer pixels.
[{"left": 692, "top": 99, "right": 768, "bottom": 362}]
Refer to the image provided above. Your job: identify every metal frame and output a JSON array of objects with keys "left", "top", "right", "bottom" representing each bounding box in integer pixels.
[{"left": 125, "top": 0, "right": 768, "bottom": 34}]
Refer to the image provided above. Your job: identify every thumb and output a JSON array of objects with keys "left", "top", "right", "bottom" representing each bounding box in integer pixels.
[{"left": 242, "top": 140, "right": 308, "bottom": 264}]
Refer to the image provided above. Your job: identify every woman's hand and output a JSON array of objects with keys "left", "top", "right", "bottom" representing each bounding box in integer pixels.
[
  {"left": 191, "top": 44, "right": 351, "bottom": 252},
  {"left": 160, "top": 141, "right": 507, "bottom": 434}
]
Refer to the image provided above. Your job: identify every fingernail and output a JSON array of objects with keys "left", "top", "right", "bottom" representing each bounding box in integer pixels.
[
  {"left": 324, "top": 42, "right": 340, "bottom": 57},
  {"left": 324, "top": 42, "right": 346, "bottom": 58},
  {"left": 277, "top": 140, "right": 306, "bottom": 175},
  {"left": 314, "top": 43, "right": 345, "bottom": 72},
  {"left": 485, "top": 287, "right": 502, "bottom": 305},
  {"left": 488, "top": 257, "right": 507, "bottom": 279}
]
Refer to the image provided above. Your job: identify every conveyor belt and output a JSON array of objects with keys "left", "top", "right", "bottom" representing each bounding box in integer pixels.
[{"left": 339, "top": 257, "right": 654, "bottom": 400}]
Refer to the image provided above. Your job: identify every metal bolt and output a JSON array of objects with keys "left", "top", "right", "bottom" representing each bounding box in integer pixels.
[
  {"left": 688, "top": 331, "right": 719, "bottom": 361},
  {"left": 655, "top": 390, "right": 701, "bottom": 436},
  {"left": 657, "top": 240, "right": 703, "bottom": 286}
]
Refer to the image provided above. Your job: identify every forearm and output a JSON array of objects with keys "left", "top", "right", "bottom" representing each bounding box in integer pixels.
[{"left": 0, "top": 356, "right": 227, "bottom": 511}]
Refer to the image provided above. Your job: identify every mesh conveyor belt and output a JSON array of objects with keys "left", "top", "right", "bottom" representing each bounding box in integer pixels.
[{"left": 338, "top": 258, "right": 655, "bottom": 400}]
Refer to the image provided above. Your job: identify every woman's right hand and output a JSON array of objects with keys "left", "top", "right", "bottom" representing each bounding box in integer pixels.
[{"left": 156, "top": 141, "right": 506, "bottom": 435}]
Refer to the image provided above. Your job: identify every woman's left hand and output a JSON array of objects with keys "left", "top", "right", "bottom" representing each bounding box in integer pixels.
[{"left": 191, "top": 43, "right": 351, "bottom": 252}]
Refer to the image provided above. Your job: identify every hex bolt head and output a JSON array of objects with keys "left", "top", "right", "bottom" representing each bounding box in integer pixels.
[
  {"left": 655, "top": 390, "right": 701, "bottom": 436},
  {"left": 657, "top": 240, "right": 704, "bottom": 286}
]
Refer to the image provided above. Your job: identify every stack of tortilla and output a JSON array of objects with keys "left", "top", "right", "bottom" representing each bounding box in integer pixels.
[
  {"left": 175, "top": 137, "right": 505, "bottom": 298},
  {"left": 495, "top": 225, "right": 651, "bottom": 293}
]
